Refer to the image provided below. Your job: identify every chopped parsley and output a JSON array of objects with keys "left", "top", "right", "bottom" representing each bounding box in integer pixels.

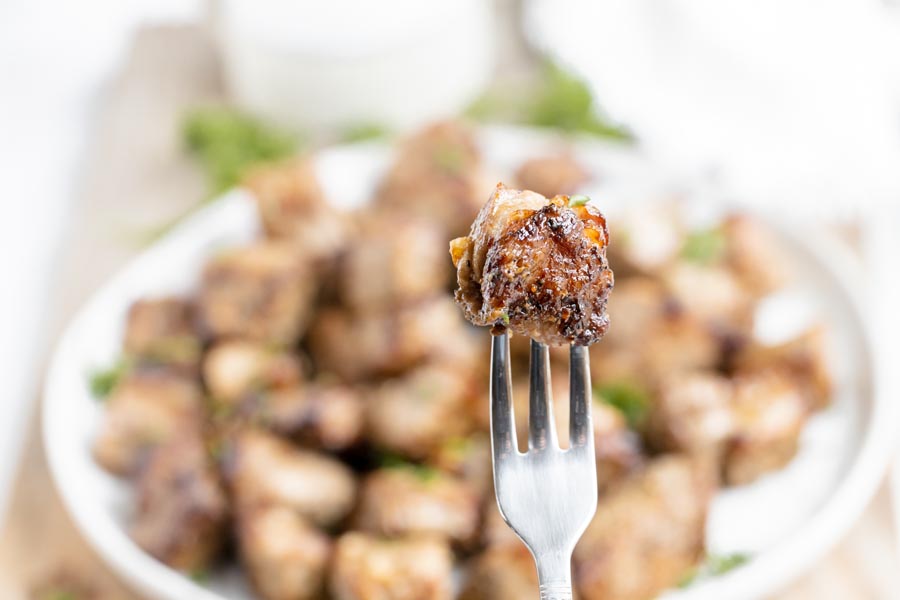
[
  {"left": 432, "top": 144, "right": 467, "bottom": 175},
  {"left": 499, "top": 312, "right": 511, "bottom": 326},
  {"left": 681, "top": 227, "right": 727, "bottom": 265},
  {"left": 88, "top": 357, "right": 130, "bottom": 399},
  {"left": 183, "top": 107, "right": 299, "bottom": 196},
  {"left": 466, "top": 61, "right": 632, "bottom": 141},
  {"left": 379, "top": 454, "right": 442, "bottom": 483},
  {"left": 594, "top": 381, "right": 649, "bottom": 428},
  {"left": 340, "top": 122, "right": 391, "bottom": 143},
  {"left": 568, "top": 194, "right": 590, "bottom": 207},
  {"left": 679, "top": 552, "right": 751, "bottom": 588}
]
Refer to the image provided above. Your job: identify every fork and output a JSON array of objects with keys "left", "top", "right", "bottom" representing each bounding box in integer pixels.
[{"left": 490, "top": 333, "right": 598, "bottom": 600}]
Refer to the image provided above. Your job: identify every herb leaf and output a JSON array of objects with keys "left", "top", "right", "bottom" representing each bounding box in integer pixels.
[
  {"left": 467, "top": 61, "right": 632, "bottom": 141},
  {"left": 594, "top": 381, "right": 649, "bottom": 428},
  {"left": 568, "top": 194, "right": 590, "bottom": 207},
  {"left": 183, "top": 107, "right": 299, "bottom": 197},
  {"left": 679, "top": 552, "right": 750, "bottom": 588},
  {"left": 89, "top": 357, "right": 130, "bottom": 399},
  {"left": 340, "top": 123, "right": 391, "bottom": 143},
  {"left": 379, "top": 454, "right": 441, "bottom": 483},
  {"left": 681, "top": 228, "right": 727, "bottom": 265}
]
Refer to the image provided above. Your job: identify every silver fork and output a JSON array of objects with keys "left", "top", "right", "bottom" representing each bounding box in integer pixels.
[{"left": 490, "top": 333, "right": 598, "bottom": 600}]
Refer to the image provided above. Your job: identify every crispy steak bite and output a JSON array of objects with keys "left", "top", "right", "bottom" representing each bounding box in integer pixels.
[
  {"left": 93, "top": 371, "right": 203, "bottom": 476},
  {"left": 593, "top": 402, "right": 645, "bottom": 492},
  {"left": 308, "top": 297, "right": 470, "bottom": 380},
  {"left": 374, "top": 121, "right": 485, "bottom": 238},
  {"left": 244, "top": 157, "right": 347, "bottom": 261},
  {"left": 451, "top": 184, "right": 614, "bottom": 346},
  {"left": 732, "top": 326, "right": 831, "bottom": 410},
  {"left": 203, "top": 340, "right": 304, "bottom": 404},
  {"left": 460, "top": 543, "right": 538, "bottom": 600},
  {"left": 645, "top": 372, "right": 735, "bottom": 456},
  {"left": 130, "top": 428, "right": 228, "bottom": 572},
  {"left": 341, "top": 214, "right": 449, "bottom": 312},
  {"left": 356, "top": 467, "right": 481, "bottom": 547},
  {"left": 237, "top": 505, "right": 331, "bottom": 600},
  {"left": 724, "top": 370, "right": 809, "bottom": 485},
  {"left": 721, "top": 214, "right": 789, "bottom": 297},
  {"left": 198, "top": 241, "right": 314, "bottom": 345},
  {"left": 662, "top": 262, "right": 754, "bottom": 328},
  {"left": 330, "top": 532, "right": 454, "bottom": 600},
  {"left": 123, "top": 297, "right": 201, "bottom": 372},
  {"left": 427, "top": 433, "right": 493, "bottom": 501},
  {"left": 574, "top": 456, "right": 716, "bottom": 600},
  {"left": 244, "top": 383, "right": 365, "bottom": 450},
  {"left": 514, "top": 153, "right": 590, "bottom": 198},
  {"left": 226, "top": 429, "right": 356, "bottom": 527},
  {"left": 366, "top": 364, "right": 475, "bottom": 460}
]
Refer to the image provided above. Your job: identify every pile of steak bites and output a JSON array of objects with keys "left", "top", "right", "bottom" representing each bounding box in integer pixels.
[{"left": 92, "top": 121, "right": 830, "bottom": 600}]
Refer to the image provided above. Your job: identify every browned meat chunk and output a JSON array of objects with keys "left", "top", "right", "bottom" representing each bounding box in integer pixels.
[
  {"left": 366, "top": 364, "right": 475, "bottom": 460},
  {"left": 123, "top": 297, "right": 201, "bottom": 372},
  {"left": 330, "top": 532, "right": 454, "bottom": 600},
  {"left": 244, "top": 157, "right": 347, "bottom": 261},
  {"left": 341, "top": 214, "right": 449, "bottom": 312},
  {"left": 93, "top": 371, "right": 203, "bottom": 476},
  {"left": 237, "top": 505, "right": 331, "bottom": 600},
  {"left": 721, "top": 214, "right": 789, "bottom": 296},
  {"left": 242, "top": 383, "right": 365, "bottom": 450},
  {"left": 426, "top": 433, "right": 493, "bottom": 501},
  {"left": 732, "top": 326, "right": 831, "bottom": 409},
  {"left": 355, "top": 467, "right": 480, "bottom": 547},
  {"left": 724, "top": 370, "right": 809, "bottom": 485},
  {"left": 130, "top": 429, "right": 228, "bottom": 571},
  {"left": 589, "top": 278, "right": 724, "bottom": 385},
  {"left": 514, "top": 154, "right": 590, "bottom": 198},
  {"left": 374, "top": 121, "right": 485, "bottom": 238},
  {"left": 203, "top": 340, "right": 303, "bottom": 405},
  {"left": 198, "top": 241, "right": 314, "bottom": 345},
  {"left": 574, "top": 456, "right": 716, "bottom": 600},
  {"left": 460, "top": 544, "right": 538, "bottom": 600},
  {"left": 226, "top": 429, "right": 356, "bottom": 527},
  {"left": 451, "top": 184, "right": 614, "bottom": 346},
  {"left": 645, "top": 370, "right": 809, "bottom": 485},
  {"left": 308, "top": 297, "right": 473, "bottom": 380},
  {"left": 662, "top": 262, "right": 754, "bottom": 328},
  {"left": 645, "top": 372, "right": 735, "bottom": 456},
  {"left": 593, "top": 402, "right": 644, "bottom": 492}
]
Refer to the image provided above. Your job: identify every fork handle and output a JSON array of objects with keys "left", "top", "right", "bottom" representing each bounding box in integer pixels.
[
  {"left": 539, "top": 583, "right": 573, "bottom": 600},
  {"left": 536, "top": 553, "right": 574, "bottom": 600}
]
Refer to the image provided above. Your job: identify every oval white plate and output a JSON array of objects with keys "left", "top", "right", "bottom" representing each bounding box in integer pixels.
[{"left": 44, "top": 127, "right": 896, "bottom": 600}]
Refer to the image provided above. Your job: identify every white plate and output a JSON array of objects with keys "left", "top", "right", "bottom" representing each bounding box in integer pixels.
[{"left": 44, "top": 127, "right": 896, "bottom": 600}]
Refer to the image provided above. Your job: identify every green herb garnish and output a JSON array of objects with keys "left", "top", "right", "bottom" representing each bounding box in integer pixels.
[
  {"left": 88, "top": 357, "right": 130, "bottom": 399},
  {"left": 432, "top": 144, "right": 467, "bottom": 175},
  {"left": 499, "top": 312, "right": 511, "bottom": 326},
  {"left": 467, "top": 61, "right": 632, "bottom": 141},
  {"left": 568, "top": 194, "right": 590, "bottom": 207},
  {"left": 183, "top": 107, "right": 299, "bottom": 196},
  {"left": 379, "top": 454, "right": 442, "bottom": 483},
  {"left": 340, "top": 123, "right": 391, "bottom": 143},
  {"left": 594, "top": 381, "right": 649, "bottom": 428},
  {"left": 681, "top": 228, "right": 727, "bottom": 265},
  {"left": 679, "top": 552, "right": 750, "bottom": 588},
  {"left": 189, "top": 568, "right": 210, "bottom": 585}
]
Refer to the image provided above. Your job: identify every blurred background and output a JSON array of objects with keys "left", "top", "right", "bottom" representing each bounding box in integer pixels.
[{"left": 2, "top": 1, "right": 900, "bottom": 599}]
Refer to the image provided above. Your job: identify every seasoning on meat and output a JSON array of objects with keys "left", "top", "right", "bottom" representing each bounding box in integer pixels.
[{"left": 451, "top": 183, "right": 614, "bottom": 346}]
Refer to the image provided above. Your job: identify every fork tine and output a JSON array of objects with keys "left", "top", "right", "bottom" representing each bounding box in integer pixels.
[
  {"left": 490, "top": 332, "right": 519, "bottom": 457},
  {"left": 528, "top": 339, "right": 558, "bottom": 450},
  {"left": 568, "top": 344, "right": 593, "bottom": 450}
]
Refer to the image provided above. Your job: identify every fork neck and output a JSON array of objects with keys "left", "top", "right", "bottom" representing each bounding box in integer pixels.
[{"left": 534, "top": 549, "right": 574, "bottom": 600}]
